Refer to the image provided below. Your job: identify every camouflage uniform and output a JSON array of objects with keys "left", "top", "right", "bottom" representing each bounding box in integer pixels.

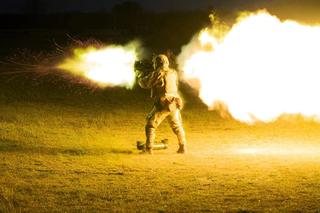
[{"left": 139, "top": 55, "right": 187, "bottom": 154}]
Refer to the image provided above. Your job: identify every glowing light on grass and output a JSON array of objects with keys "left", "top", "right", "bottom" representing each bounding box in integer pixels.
[
  {"left": 237, "top": 147, "right": 263, "bottom": 155},
  {"left": 235, "top": 145, "right": 320, "bottom": 155},
  {"left": 57, "top": 42, "right": 139, "bottom": 88},
  {"left": 178, "top": 10, "right": 320, "bottom": 123}
]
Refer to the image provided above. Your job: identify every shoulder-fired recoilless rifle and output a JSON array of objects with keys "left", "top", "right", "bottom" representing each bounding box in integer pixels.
[{"left": 134, "top": 60, "right": 153, "bottom": 78}]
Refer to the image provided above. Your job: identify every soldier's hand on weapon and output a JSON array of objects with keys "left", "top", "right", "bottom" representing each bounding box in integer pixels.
[
  {"left": 134, "top": 69, "right": 143, "bottom": 79},
  {"left": 156, "top": 70, "right": 165, "bottom": 80}
]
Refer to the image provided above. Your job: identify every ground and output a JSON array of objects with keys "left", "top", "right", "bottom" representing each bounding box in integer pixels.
[{"left": 0, "top": 85, "right": 320, "bottom": 213}]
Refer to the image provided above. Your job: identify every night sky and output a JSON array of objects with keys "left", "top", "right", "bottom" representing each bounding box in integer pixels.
[
  {"left": 1, "top": 0, "right": 227, "bottom": 13},
  {"left": 3, "top": 0, "right": 220, "bottom": 13},
  {"left": 2, "top": 0, "right": 320, "bottom": 14}
]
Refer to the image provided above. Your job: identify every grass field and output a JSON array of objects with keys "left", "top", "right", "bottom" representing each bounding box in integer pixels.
[{"left": 1, "top": 78, "right": 320, "bottom": 212}]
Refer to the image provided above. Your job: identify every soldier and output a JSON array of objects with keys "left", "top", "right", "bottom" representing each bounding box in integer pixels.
[{"left": 138, "top": 54, "right": 187, "bottom": 154}]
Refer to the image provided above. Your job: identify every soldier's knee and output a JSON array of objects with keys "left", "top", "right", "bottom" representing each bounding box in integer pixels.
[
  {"left": 171, "top": 125, "right": 184, "bottom": 135},
  {"left": 146, "top": 116, "right": 160, "bottom": 129},
  {"left": 145, "top": 122, "right": 157, "bottom": 133}
]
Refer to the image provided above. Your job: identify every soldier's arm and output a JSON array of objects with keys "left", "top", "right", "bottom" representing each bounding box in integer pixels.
[
  {"left": 139, "top": 70, "right": 165, "bottom": 89},
  {"left": 138, "top": 71, "right": 155, "bottom": 89}
]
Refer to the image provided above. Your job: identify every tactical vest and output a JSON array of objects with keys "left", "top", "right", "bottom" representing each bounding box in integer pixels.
[{"left": 151, "top": 68, "right": 178, "bottom": 99}]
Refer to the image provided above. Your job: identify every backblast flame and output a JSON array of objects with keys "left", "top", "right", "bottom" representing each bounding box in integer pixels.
[
  {"left": 178, "top": 10, "right": 320, "bottom": 123},
  {"left": 57, "top": 42, "right": 139, "bottom": 89}
]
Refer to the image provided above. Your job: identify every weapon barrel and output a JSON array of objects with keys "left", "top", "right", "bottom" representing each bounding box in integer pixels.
[{"left": 134, "top": 60, "right": 153, "bottom": 77}]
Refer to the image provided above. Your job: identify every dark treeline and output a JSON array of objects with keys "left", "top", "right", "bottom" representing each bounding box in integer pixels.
[
  {"left": 0, "top": 10, "right": 212, "bottom": 54},
  {"left": 2, "top": 0, "right": 320, "bottom": 30},
  {"left": 0, "top": 0, "right": 213, "bottom": 31},
  {"left": 1, "top": 0, "right": 320, "bottom": 56},
  {"left": 0, "top": 11, "right": 210, "bottom": 32}
]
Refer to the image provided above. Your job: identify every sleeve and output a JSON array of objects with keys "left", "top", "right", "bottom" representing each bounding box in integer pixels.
[
  {"left": 138, "top": 71, "right": 164, "bottom": 89},
  {"left": 138, "top": 72, "right": 153, "bottom": 89}
]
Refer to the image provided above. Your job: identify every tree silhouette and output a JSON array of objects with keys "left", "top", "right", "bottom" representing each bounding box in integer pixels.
[
  {"left": 23, "top": 0, "right": 46, "bottom": 14},
  {"left": 112, "top": 1, "right": 144, "bottom": 15}
]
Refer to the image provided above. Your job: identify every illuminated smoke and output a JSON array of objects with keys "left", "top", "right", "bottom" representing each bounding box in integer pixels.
[
  {"left": 178, "top": 10, "right": 320, "bottom": 123},
  {"left": 57, "top": 42, "right": 139, "bottom": 89}
]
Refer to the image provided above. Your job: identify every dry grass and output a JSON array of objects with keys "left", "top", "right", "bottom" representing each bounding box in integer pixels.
[{"left": 1, "top": 95, "right": 320, "bottom": 212}]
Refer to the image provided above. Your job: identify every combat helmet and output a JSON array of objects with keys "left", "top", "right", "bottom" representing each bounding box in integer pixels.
[{"left": 153, "top": 54, "right": 169, "bottom": 70}]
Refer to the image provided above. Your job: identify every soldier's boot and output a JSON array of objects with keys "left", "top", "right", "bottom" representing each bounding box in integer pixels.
[
  {"left": 176, "top": 129, "right": 187, "bottom": 154},
  {"left": 144, "top": 147, "right": 153, "bottom": 155},
  {"left": 170, "top": 123, "right": 187, "bottom": 154},
  {"left": 145, "top": 126, "right": 156, "bottom": 155},
  {"left": 177, "top": 144, "right": 186, "bottom": 154}
]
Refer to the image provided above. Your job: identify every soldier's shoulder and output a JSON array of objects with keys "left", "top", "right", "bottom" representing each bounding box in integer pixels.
[
  {"left": 163, "top": 68, "right": 175, "bottom": 73},
  {"left": 168, "top": 68, "right": 178, "bottom": 75}
]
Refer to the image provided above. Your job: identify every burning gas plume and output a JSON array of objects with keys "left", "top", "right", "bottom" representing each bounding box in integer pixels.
[
  {"left": 57, "top": 42, "right": 139, "bottom": 89},
  {"left": 178, "top": 10, "right": 320, "bottom": 123}
]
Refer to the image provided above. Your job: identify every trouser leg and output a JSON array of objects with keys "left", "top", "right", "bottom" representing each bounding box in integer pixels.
[
  {"left": 168, "top": 110, "right": 186, "bottom": 146},
  {"left": 145, "top": 107, "right": 169, "bottom": 150},
  {"left": 145, "top": 126, "right": 156, "bottom": 150}
]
